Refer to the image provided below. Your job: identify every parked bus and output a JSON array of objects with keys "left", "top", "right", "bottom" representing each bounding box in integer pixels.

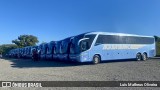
[
  {"left": 22, "top": 47, "right": 26, "bottom": 58},
  {"left": 59, "top": 37, "right": 73, "bottom": 61},
  {"left": 53, "top": 41, "right": 61, "bottom": 60},
  {"left": 31, "top": 46, "right": 38, "bottom": 61},
  {"left": 18, "top": 48, "right": 23, "bottom": 58},
  {"left": 13, "top": 48, "right": 19, "bottom": 58},
  {"left": 40, "top": 43, "right": 48, "bottom": 60},
  {"left": 46, "top": 41, "right": 55, "bottom": 60},
  {"left": 26, "top": 46, "right": 33, "bottom": 59},
  {"left": 69, "top": 32, "right": 156, "bottom": 64},
  {"left": 9, "top": 49, "right": 18, "bottom": 58},
  {"left": 23, "top": 47, "right": 28, "bottom": 58}
]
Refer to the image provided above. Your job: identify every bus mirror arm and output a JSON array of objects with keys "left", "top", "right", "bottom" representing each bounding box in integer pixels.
[
  {"left": 78, "top": 38, "right": 89, "bottom": 45},
  {"left": 95, "top": 43, "right": 101, "bottom": 46}
]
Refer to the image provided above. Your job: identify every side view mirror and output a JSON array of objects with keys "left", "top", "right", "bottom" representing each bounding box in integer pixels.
[
  {"left": 80, "top": 41, "right": 89, "bottom": 51},
  {"left": 78, "top": 38, "right": 89, "bottom": 45},
  {"left": 95, "top": 43, "right": 101, "bottom": 46}
]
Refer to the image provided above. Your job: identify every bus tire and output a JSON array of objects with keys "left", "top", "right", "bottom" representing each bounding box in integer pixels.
[
  {"left": 136, "top": 53, "right": 142, "bottom": 61},
  {"left": 142, "top": 53, "right": 147, "bottom": 61},
  {"left": 92, "top": 55, "right": 101, "bottom": 64}
]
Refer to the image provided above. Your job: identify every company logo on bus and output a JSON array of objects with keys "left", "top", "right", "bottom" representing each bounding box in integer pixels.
[{"left": 103, "top": 44, "right": 146, "bottom": 50}]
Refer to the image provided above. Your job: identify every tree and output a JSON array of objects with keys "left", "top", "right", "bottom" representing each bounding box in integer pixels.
[
  {"left": 0, "top": 44, "right": 18, "bottom": 55},
  {"left": 12, "top": 35, "right": 39, "bottom": 48}
]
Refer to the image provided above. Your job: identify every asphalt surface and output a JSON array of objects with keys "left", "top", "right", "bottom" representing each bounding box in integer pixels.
[{"left": 0, "top": 57, "right": 160, "bottom": 90}]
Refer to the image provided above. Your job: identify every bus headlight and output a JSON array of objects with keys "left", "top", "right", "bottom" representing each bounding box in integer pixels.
[{"left": 81, "top": 53, "right": 88, "bottom": 61}]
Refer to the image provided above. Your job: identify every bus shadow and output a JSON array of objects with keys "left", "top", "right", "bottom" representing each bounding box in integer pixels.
[
  {"left": 101, "top": 57, "right": 160, "bottom": 63},
  {"left": 101, "top": 59, "right": 137, "bottom": 64},
  {"left": 150, "top": 57, "right": 160, "bottom": 59},
  {"left": 5, "top": 57, "right": 160, "bottom": 68},
  {"left": 9, "top": 59, "right": 139, "bottom": 68},
  {"left": 7, "top": 58, "right": 90, "bottom": 68}
]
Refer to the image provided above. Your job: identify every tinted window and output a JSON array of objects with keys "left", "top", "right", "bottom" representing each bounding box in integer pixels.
[
  {"left": 96, "top": 35, "right": 154, "bottom": 45},
  {"left": 47, "top": 42, "right": 54, "bottom": 54},
  {"left": 70, "top": 34, "right": 85, "bottom": 54},
  {"left": 47, "top": 45, "right": 50, "bottom": 54},
  {"left": 55, "top": 42, "right": 61, "bottom": 54},
  {"left": 84, "top": 34, "right": 96, "bottom": 48},
  {"left": 61, "top": 38, "right": 71, "bottom": 54},
  {"left": 41, "top": 44, "right": 48, "bottom": 54}
]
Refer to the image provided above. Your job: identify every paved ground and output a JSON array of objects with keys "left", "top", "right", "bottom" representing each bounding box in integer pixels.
[{"left": 0, "top": 58, "right": 160, "bottom": 90}]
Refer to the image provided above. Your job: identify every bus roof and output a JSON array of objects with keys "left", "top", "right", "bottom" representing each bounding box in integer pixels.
[{"left": 85, "top": 31, "right": 154, "bottom": 38}]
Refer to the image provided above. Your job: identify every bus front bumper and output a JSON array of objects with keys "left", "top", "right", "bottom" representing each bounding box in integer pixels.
[
  {"left": 69, "top": 54, "right": 89, "bottom": 63},
  {"left": 69, "top": 54, "right": 81, "bottom": 62},
  {"left": 59, "top": 54, "right": 68, "bottom": 61}
]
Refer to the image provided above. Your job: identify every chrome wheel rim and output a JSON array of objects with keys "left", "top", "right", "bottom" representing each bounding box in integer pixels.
[
  {"left": 94, "top": 57, "right": 99, "bottom": 64},
  {"left": 143, "top": 54, "right": 147, "bottom": 60},
  {"left": 137, "top": 55, "right": 141, "bottom": 61}
]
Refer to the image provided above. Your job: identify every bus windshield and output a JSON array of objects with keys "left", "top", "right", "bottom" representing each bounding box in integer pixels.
[
  {"left": 54, "top": 41, "right": 61, "bottom": 54},
  {"left": 61, "top": 38, "right": 71, "bottom": 54},
  {"left": 70, "top": 34, "right": 96, "bottom": 54}
]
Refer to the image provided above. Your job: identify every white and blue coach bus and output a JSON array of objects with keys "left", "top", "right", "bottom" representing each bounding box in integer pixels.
[{"left": 69, "top": 32, "right": 156, "bottom": 64}]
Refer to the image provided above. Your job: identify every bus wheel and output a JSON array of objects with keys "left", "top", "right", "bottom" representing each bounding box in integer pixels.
[
  {"left": 136, "top": 53, "right": 142, "bottom": 61},
  {"left": 142, "top": 53, "right": 147, "bottom": 61},
  {"left": 93, "top": 55, "right": 101, "bottom": 64}
]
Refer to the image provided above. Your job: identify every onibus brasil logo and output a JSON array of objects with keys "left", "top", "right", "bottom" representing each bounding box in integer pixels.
[{"left": 2, "top": 82, "right": 42, "bottom": 87}]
